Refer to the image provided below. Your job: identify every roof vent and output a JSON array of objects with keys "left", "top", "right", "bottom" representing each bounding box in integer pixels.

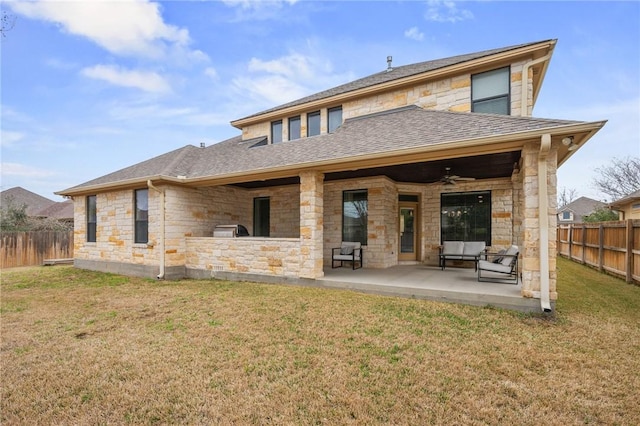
[
  {"left": 386, "top": 56, "right": 393, "bottom": 72},
  {"left": 200, "top": 142, "right": 205, "bottom": 148}
]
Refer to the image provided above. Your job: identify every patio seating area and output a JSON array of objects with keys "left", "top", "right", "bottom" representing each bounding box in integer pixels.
[{"left": 319, "top": 264, "right": 541, "bottom": 312}]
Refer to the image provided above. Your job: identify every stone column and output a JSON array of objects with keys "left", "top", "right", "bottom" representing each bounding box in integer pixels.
[
  {"left": 299, "top": 170, "right": 324, "bottom": 279},
  {"left": 520, "top": 140, "right": 558, "bottom": 300}
]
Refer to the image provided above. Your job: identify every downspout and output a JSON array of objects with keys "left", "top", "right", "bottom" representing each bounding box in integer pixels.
[
  {"left": 147, "top": 180, "right": 165, "bottom": 280},
  {"left": 538, "top": 134, "right": 552, "bottom": 312},
  {"left": 521, "top": 53, "right": 552, "bottom": 117}
]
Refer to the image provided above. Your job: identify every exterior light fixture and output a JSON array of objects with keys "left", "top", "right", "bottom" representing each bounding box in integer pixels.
[{"left": 562, "top": 136, "right": 578, "bottom": 151}]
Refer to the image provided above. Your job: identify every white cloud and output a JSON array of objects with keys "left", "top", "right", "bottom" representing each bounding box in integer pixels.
[
  {"left": 232, "top": 52, "right": 341, "bottom": 107},
  {"left": 205, "top": 67, "right": 219, "bottom": 80},
  {"left": 425, "top": 0, "right": 474, "bottom": 23},
  {"left": 10, "top": 0, "right": 195, "bottom": 60},
  {"left": 1, "top": 162, "right": 56, "bottom": 178},
  {"left": 81, "top": 65, "right": 171, "bottom": 93},
  {"left": 404, "top": 27, "right": 424, "bottom": 41},
  {"left": 1, "top": 131, "right": 25, "bottom": 148}
]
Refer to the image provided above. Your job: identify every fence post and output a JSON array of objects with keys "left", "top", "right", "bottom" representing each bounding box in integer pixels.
[
  {"left": 568, "top": 225, "right": 573, "bottom": 260},
  {"left": 581, "top": 224, "right": 586, "bottom": 265},
  {"left": 627, "top": 219, "right": 634, "bottom": 284},
  {"left": 598, "top": 224, "right": 604, "bottom": 272}
]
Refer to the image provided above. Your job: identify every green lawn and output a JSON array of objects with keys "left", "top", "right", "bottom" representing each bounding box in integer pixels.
[{"left": 1, "top": 257, "right": 639, "bottom": 425}]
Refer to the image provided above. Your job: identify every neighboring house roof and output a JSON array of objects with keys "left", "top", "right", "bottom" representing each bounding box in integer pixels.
[
  {"left": 233, "top": 39, "right": 555, "bottom": 126},
  {"left": 58, "top": 106, "right": 591, "bottom": 195},
  {"left": 35, "top": 200, "right": 74, "bottom": 220},
  {"left": 558, "top": 196, "right": 606, "bottom": 219},
  {"left": 609, "top": 189, "right": 640, "bottom": 209},
  {"left": 1, "top": 187, "right": 56, "bottom": 216}
]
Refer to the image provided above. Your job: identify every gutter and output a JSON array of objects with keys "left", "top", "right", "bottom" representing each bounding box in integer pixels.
[
  {"left": 147, "top": 180, "right": 166, "bottom": 280},
  {"left": 538, "top": 134, "right": 552, "bottom": 312},
  {"left": 521, "top": 51, "right": 553, "bottom": 117}
]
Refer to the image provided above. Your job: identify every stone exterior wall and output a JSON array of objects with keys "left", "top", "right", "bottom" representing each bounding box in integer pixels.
[
  {"left": 242, "top": 61, "right": 529, "bottom": 141},
  {"left": 247, "top": 185, "right": 300, "bottom": 238},
  {"left": 185, "top": 237, "right": 301, "bottom": 277}
]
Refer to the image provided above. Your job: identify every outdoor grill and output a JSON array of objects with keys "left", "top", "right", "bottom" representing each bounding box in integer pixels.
[{"left": 213, "top": 224, "right": 250, "bottom": 238}]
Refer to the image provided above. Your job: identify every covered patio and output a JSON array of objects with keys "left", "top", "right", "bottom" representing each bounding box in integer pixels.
[{"left": 319, "top": 264, "right": 543, "bottom": 312}]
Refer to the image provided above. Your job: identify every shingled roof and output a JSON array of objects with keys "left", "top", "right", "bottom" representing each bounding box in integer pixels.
[
  {"left": 60, "top": 106, "right": 587, "bottom": 194},
  {"left": 235, "top": 39, "right": 555, "bottom": 123}
]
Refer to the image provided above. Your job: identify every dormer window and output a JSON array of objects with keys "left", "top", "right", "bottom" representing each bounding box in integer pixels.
[
  {"left": 288, "top": 116, "right": 301, "bottom": 141},
  {"left": 328, "top": 106, "right": 343, "bottom": 133},
  {"left": 271, "top": 120, "right": 283, "bottom": 144},
  {"left": 472, "top": 67, "right": 510, "bottom": 115},
  {"left": 307, "top": 111, "right": 321, "bottom": 137}
]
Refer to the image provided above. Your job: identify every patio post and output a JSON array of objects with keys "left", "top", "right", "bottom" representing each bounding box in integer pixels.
[{"left": 299, "top": 170, "right": 324, "bottom": 279}]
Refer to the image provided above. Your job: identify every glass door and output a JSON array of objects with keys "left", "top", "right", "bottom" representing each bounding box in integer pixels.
[{"left": 399, "top": 204, "right": 417, "bottom": 261}]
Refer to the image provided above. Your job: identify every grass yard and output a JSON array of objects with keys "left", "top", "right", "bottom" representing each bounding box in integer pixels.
[{"left": 1, "top": 257, "right": 639, "bottom": 425}]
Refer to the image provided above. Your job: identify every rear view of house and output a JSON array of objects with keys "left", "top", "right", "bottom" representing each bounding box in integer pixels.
[{"left": 57, "top": 39, "right": 606, "bottom": 311}]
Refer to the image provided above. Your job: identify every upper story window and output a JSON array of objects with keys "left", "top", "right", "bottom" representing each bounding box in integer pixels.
[
  {"left": 288, "top": 116, "right": 301, "bottom": 141},
  {"left": 271, "top": 120, "right": 283, "bottom": 144},
  {"left": 87, "top": 195, "right": 96, "bottom": 242},
  {"left": 307, "top": 111, "right": 321, "bottom": 137},
  {"left": 134, "top": 189, "right": 149, "bottom": 244},
  {"left": 328, "top": 106, "right": 343, "bottom": 133},
  {"left": 560, "top": 211, "right": 572, "bottom": 221},
  {"left": 471, "top": 67, "right": 510, "bottom": 115}
]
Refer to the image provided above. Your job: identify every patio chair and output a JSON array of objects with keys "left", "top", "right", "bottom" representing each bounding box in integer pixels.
[
  {"left": 332, "top": 242, "right": 363, "bottom": 269},
  {"left": 477, "top": 245, "right": 519, "bottom": 284}
]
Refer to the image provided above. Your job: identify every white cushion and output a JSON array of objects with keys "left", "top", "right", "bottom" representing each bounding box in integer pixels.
[
  {"left": 442, "top": 241, "right": 464, "bottom": 255},
  {"left": 500, "top": 245, "right": 519, "bottom": 266},
  {"left": 478, "top": 260, "right": 513, "bottom": 274},
  {"left": 463, "top": 241, "right": 486, "bottom": 256}
]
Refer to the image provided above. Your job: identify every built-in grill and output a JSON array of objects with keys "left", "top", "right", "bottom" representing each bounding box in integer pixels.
[{"left": 213, "top": 224, "right": 250, "bottom": 238}]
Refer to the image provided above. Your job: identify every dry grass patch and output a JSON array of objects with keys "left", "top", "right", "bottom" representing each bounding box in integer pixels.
[{"left": 2, "top": 258, "right": 639, "bottom": 424}]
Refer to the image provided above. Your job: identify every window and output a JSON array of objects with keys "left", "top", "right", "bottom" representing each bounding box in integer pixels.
[
  {"left": 328, "top": 106, "right": 343, "bottom": 133},
  {"left": 471, "top": 67, "right": 510, "bottom": 115},
  {"left": 343, "top": 190, "right": 368, "bottom": 245},
  {"left": 440, "top": 191, "right": 491, "bottom": 245},
  {"left": 288, "top": 116, "right": 301, "bottom": 141},
  {"left": 271, "top": 120, "right": 283, "bottom": 144},
  {"left": 561, "top": 211, "right": 572, "bottom": 220},
  {"left": 134, "top": 189, "right": 149, "bottom": 244},
  {"left": 632, "top": 203, "right": 640, "bottom": 211},
  {"left": 253, "top": 197, "right": 270, "bottom": 237},
  {"left": 86, "top": 195, "right": 96, "bottom": 242},
  {"left": 307, "top": 111, "right": 321, "bottom": 137}
]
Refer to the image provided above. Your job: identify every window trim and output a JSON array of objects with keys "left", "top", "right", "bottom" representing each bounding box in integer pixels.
[
  {"left": 327, "top": 106, "right": 343, "bottom": 133},
  {"left": 86, "top": 195, "right": 97, "bottom": 243},
  {"left": 288, "top": 115, "right": 301, "bottom": 141},
  {"left": 307, "top": 111, "right": 321, "bottom": 137},
  {"left": 471, "top": 66, "right": 511, "bottom": 115},
  {"left": 253, "top": 196, "right": 270, "bottom": 237},
  {"left": 134, "top": 188, "right": 149, "bottom": 244},
  {"left": 271, "top": 120, "right": 283, "bottom": 144},
  {"left": 440, "top": 191, "right": 492, "bottom": 246},
  {"left": 342, "top": 189, "right": 368, "bottom": 246}
]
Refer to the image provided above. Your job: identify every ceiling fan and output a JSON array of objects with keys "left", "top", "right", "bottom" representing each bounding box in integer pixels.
[{"left": 440, "top": 167, "right": 476, "bottom": 185}]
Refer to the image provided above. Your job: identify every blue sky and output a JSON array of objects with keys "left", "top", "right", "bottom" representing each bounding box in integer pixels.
[{"left": 1, "top": 0, "right": 639, "bottom": 202}]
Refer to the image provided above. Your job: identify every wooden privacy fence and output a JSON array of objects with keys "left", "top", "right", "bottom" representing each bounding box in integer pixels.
[
  {"left": 0, "top": 231, "right": 73, "bottom": 269},
  {"left": 558, "top": 220, "right": 640, "bottom": 284}
]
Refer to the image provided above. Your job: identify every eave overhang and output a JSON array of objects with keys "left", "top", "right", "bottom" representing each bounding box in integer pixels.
[{"left": 56, "top": 119, "right": 606, "bottom": 197}]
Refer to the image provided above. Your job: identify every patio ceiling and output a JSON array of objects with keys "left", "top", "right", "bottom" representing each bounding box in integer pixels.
[{"left": 232, "top": 151, "right": 521, "bottom": 189}]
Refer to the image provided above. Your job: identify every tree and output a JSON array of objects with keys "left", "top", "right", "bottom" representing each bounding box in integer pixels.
[
  {"left": 592, "top": 156, "right": 640, "bottom": 201},
  {"left": 1, "top": 10, "right": 16, "bottom": 37},
  {"left": 583, "top": 207, "right": 620, "bottom": 223},
  {"left": 558, "top": 187, "right": 579, "bottom": 208},
  {"left": 0, "top": 197, "right": 29, "bottom": 231}
]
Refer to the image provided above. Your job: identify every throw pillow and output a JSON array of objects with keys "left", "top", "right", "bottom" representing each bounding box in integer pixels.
[
  {"left": 341, "top": 246, "right": 354, "bottom": 255},
  {"left": 492, "top": 249, "right": 506, "bottom": 264}
]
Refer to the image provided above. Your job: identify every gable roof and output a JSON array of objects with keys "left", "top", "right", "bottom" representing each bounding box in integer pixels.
[
  {"left": 58, "top": 106, "right": 603, "bottom": 196},
  {"left": 1, "top": 187, "right": 56, "bottom": 216},
  {"left": 609, "top": 189, "right": 640, "bottom": 209},
  {"left": 558, "top": 196, "right": 606, "bottom": 217},
  {"left": 35, "top": 200, "right": 74, "bottom": 220},
  {"left": 232, "top": 39, "right": 556, "bottom": 127}
]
